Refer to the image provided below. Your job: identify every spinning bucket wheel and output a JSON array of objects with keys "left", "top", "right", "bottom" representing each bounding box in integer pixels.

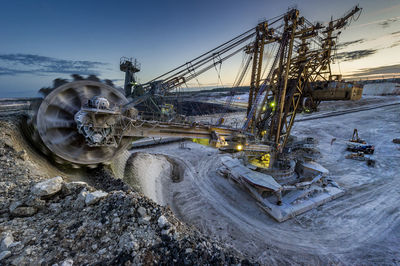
[{"left": 35, "top": 80, "right": 130, "bottom": 167}]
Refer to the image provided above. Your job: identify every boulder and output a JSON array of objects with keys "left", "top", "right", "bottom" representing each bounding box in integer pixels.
[
  {"left": 1, "top": 234, "right": 14, "bottom": 251},
  {"left": 0, "top": 250, "right": 11, "bottom": 261},
  {"left": 62, "top": 181, "right": 89, "bottom": 196},
  {"left": 16, "top": 150, "right": 28, "bottom": 160},
  {"left": 24, "top": 196, "right": 46, "bottom": 210},
  {"left": 31, "top": 176, "right": 63, "bottom": 198},
  {"left": 137, "top": 206, "right": 147, "bottom": 217},
  {"left": 4, "top": 139, "right": 14, "bottom": 150},
  {"left": 118, "top": 233, "right": 136, "bottom": 252},
  {"left": 85, "top": 191, "right": 108, "bottom": 206},
  {"left": 10, "top": 206, "right": 37, "bottom": 217},
  {"left": 9, "top": 201, "right": 37, "bottom": 217},
  {"left": 73, "top": 190, "right": 88, "bottom": 209},
  {"left": 157, "top": 215, "right": 170, "bottom": 229}
]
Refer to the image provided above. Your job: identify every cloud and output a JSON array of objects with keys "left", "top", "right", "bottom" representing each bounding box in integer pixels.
[
  {"left": 336, "top": 39, "right": 364, "bottom": 49},
  {"left": 353, "top": 16, "right": 400, "bottom": 29},
  {"left": 0, "top": 66, "right": 31, "bottom": 76},
  {"left": 378, "top": 17, "right": 399, "bottom": 28},
  {"left": 0, "top": 53, "right": 108, "bottom": 76},
  {"left": 347, "top": 64, "right": 400, "bottom": 78},
  {"left": 335, "top": 49, "right": 377, "bottom": 62}
]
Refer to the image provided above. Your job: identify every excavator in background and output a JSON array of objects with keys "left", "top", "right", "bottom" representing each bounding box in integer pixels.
[
  {"left": 347, "top": 128, "right": 375, "bottom": 154},
  {"left": 25, "top": 6, "right": 363, "bottom": 221},
  {"left": 345, "top": 128, "right": 375, "bottom": 167}
]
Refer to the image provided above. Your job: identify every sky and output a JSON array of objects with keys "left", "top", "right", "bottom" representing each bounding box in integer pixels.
[{"left": 1, "top": 0, "right": 400, "bottom": 97}]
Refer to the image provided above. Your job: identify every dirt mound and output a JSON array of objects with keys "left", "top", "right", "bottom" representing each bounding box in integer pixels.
[{"left": 0, "top": 116, "right": 250, "bottom": 265}]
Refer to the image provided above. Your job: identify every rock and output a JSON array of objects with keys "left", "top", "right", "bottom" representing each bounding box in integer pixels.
[
  {"left": 0, "top": 118, "right": 249, "bottom": 265},
  {"left": 185, "top": 248, "right": 193, "bottom": 253},
  {"left": 73, "top": 190, "right": 88, "bottom": 209},
  {"left": 85, "top": 191, "right": 108, "bottom": 206},
  {"left": 9, "top": 201, "right": 37, "bottom": 217},
  {"left": 8, "top": 242, "right": 21, "bottom": 249},
  {"left": 118, "top": 233, "right": 136, "bottom": 252},
  {"left": 1, "top": 234, "right": 14, "bottom": 251},
  {"left": 161, "top": 229, "right": 171, "bottom": 235},
  {"left": 24, "top": 246, "right": 32, "bottom": 255},
  {"left": 61, "top": 258, "right": 74, "bottom": 266},
  {"left": 62, "top": 181, "right": 89, "bottom": 196},
  {"left": 9, "top": 201, "right": 22, "bottom": 212},
  {"left": 98, "top": 248, "right": 107, "bottom": 255},
  {"left": 0, "top": 250, "right": 11, "bottom": 260},
  {"left": 16, "top": 150, "right": 27, "bottom": 160},
  {"left": 11, "top": 256, "right": 24, "bottom": 266},
  {"left": 4, "top": 139, "right": 14, "bottom": 150},
  {"left": 101, "top": 237, "right": 111, "bottom": 244},
  {"left": 0, "top": 181, "right": 14, "bottom": 191},
  {"left": 138, "top": 216, "right": 151, "bottom": 225},
  {"left": 157, "top": 215, "right": 169, "bottom": 229},
  {"left": 49, "top": 203, "right": 62, "bottom": 214},
  {"left": 31, "top": 176, "right": 63, "bottom": 198},
  {"left": 137, "top": 206, "right": 147, "bottom": 217},
  {"left": 25, "top": 196, "right": 46, "bottom": 209}
]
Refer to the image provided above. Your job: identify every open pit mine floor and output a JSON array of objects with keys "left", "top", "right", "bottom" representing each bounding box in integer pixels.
[
  {"left": 125, "top": 97, "right": 400, "bottom": 265},
  {"left": 0, "top": 96, "right": 399, "bottom": 264}
]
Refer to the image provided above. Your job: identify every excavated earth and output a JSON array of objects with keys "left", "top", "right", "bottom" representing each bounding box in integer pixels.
[
  {"left": 0, "top": 95, "right": 399, "bottom": 265},
  {"left": 123, "top": 96, "right": 400, "bottom": 265},
  {"left": 0, "top": 112, "right": 251, "bottom": 265}
]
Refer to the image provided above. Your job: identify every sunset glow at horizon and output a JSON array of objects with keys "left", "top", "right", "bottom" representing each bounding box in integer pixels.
[{"left": 1, "top": 0, "right": 399, "bottom": 97}]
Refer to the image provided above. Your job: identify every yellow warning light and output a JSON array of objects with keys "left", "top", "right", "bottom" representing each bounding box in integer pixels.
[
  {"left": 236, "top": 144, "right": 243, "bottom": 151},
  {"left": 249, "top": 153, "right": 271, "bottom": 168},
  {"left": 261, "top": 153, "right": 270, "bottom": 162},
  {"left": 261, "top": 130, "right": 267, "bottom": 136},
  {"left": 262, "top": 105, "right": 267, "bottom": 111},
  {"left": 269, "top": 101, "right": 276, "bottom": 108},
  {"left": 192, "top": 138, "right": 210, "bottom": 146}
]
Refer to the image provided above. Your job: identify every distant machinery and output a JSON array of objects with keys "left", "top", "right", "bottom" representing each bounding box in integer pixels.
[{"left": 120, "top": 57, "right": 141, "bottom": 97}]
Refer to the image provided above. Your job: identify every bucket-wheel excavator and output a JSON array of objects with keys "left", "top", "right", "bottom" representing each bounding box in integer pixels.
[{"left": 26, "top": 6, "right": 362, "bottom": 221}]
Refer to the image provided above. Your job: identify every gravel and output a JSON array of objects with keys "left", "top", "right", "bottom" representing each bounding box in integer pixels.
[{"left": 0, "top": 116, "right": 252, "bottom": 265}]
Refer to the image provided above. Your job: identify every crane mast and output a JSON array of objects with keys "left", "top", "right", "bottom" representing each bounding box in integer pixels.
[
  {"left": 35, "top": 6, "right": 361, "bottom": 167},
  {"left": 120, "top": 6, "right": 361, "bottom": 155},
  {"left": 243, "top": 6, "right": 361, "bottom": 153}
]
